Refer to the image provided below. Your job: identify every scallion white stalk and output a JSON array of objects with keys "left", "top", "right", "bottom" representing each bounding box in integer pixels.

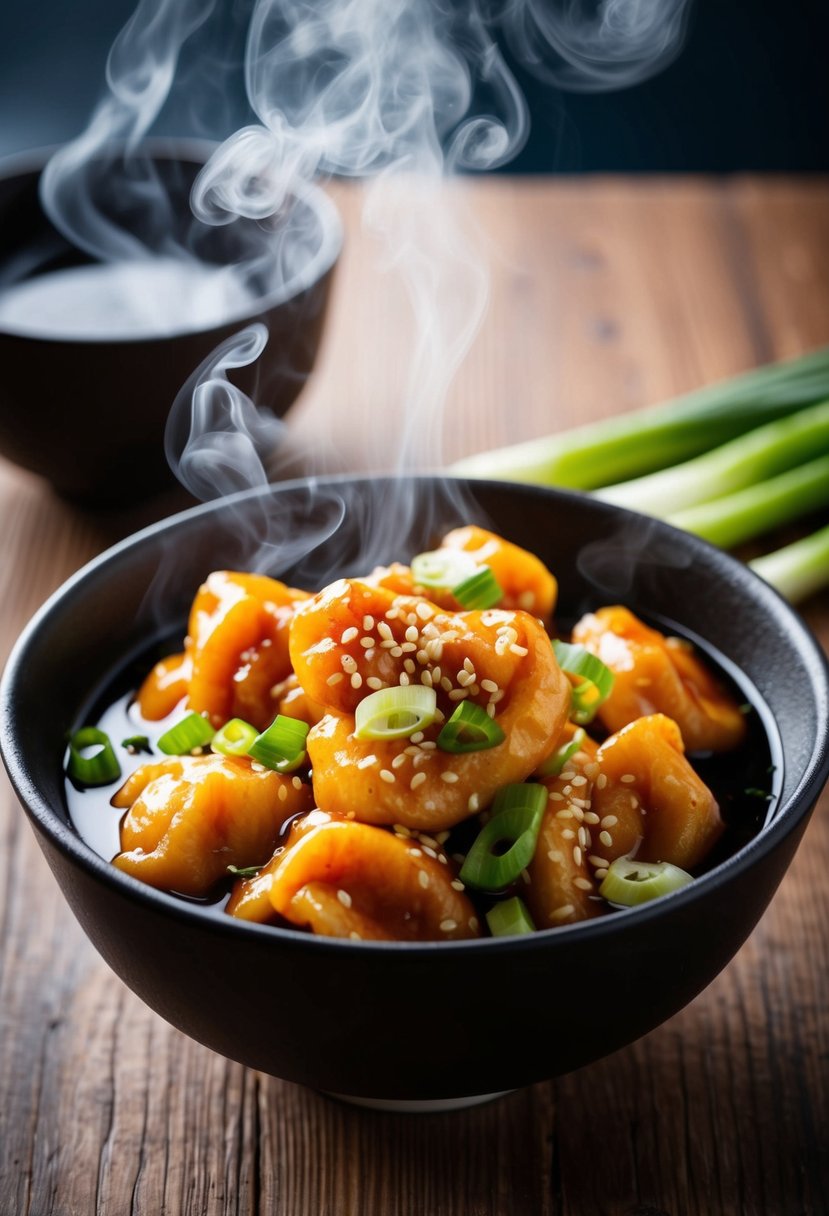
[{"left": 749, "top": 525, "right": 829, "bottom": 603}]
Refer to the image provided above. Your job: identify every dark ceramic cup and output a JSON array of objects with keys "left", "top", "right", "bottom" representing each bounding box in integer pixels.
[
  {"left": 1, "top": 478, "right": 827, "bottom": 1110},
  {"left": 0, "top": 141, "right": 340, "bottom": 506}
]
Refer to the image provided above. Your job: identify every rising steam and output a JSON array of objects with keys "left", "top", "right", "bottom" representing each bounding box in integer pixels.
[{"left": 40, "top": 0, "right": 694, "bottom": 574}]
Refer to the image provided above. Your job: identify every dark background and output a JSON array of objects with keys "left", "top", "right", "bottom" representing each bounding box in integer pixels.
[{"left": 0, "top": 0, "right": 826, "bottom": 171}]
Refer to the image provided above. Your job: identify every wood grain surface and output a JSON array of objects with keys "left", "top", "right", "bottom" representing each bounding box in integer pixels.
[{"left": 1, "top": 177, "right": 827, "bottom": 1216}]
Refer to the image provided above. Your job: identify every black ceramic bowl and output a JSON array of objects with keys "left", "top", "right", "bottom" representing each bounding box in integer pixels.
[
  {"left": 2, "top": 477, "right": 828, "bottom": 1109},
  {"left": 0, "top": 141, "right": 340, "bottom": 506}
]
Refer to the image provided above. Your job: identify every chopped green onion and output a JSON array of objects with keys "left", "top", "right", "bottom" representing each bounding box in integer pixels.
[
  {"left": 248, "top": 714, "right": 309, "bottom": 772},
  {"left": 551, "top": 640, "right": 614, "bottom": 725},
  {"left": 459, "top": 783, "right": 547, "bottom": 891},
  {"left": 452, "top": 566, "right": 503, "bottom": 610},
  {"left": 537, "top": 728, "right": 586, "bottom": 778},
  {"left": 121, "top": 734, "right": 152, "bottom": 754},
  {"left": 66, "top": 727, "right": 122, "bottom": 786},
  {"left": 437, "top": 701, "right": 505, "bottom": 753},
  {"left": 354, "top": 686, "right": 437, "bottom": 741},
  {"left": 227, "top": 864, "right": 263, "bottom": 879},
  {"left": 411, "top": 548, "right": 477, "bottom": 591},
  {"left": 599, "top": 856, "right": 694, "bottom": 907},
  {"left": 486, "top": 896, "right": 536, "bottom": 937},
  {"left": 211, "top": 718, "right": 259, "bottom": 757},
  {"left": 157, "top": 711, "right": 216, "bottom": 755}
]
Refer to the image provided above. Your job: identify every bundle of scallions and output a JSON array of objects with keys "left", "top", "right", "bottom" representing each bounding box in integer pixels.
[{"left": 451, "top": 346, "right": 829, "bottom": 605}]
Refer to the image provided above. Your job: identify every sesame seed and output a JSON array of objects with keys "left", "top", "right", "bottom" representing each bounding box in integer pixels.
[
  {"left": 399, "top": 673, "right": 410, "bottom": 686},
  {"left": 390, "top": 646, "right": 404, "bottom": 658},
  {"left": 278, "top": 786, "right": 287, "bottom": 802},
  {"left": 420, "top": 740, "right": 437, "bottom": 750},
  {"left": 549, "top": 791, "right": 564, "bottom": 802},
  {"left": 392, "top": 753, "right": 407, "bottom": 769},
  {"left": 292, "top": 776, "right": 303, "bottom": 790},
  {"left": 418, "top": 869, "right": 430, "bottom": 889},
  {"left": 385, "top": 607, "right": 400, "bottom": 620},
  {"left": 405, "top": 625, "right": 419, "bottom": 642},
  {"left": 341, "top": 654, "right": 358, "bottom": 673},
  {"left": 555, "top": 808, "right": 574, "bottom": 820},
  {"left": 416, "top": 603, "right": 433, "bottom": 621},
  {"left": 583, "top": 811, "right": 600, "bottom": 825},
  {"left": 416, "top": 649, "right": 430, "bottom": 665},
  {"left": 596, "top": 773, "right": 608, "bottom": 790},
  {"left": 468, "top": 917, "right": 479, "bottom": 932},
  {"left": 589, "top": 855, "right": 609, "bottom": 868},
  {"left": 421, "top": 671, "right": 433, "bottom": 687},
  {"left": 562, "top": 829, "right": 575, "bottom": 840},
  {"left": 422, "top": 846, "right": 437, "bottom": 859},
  {"left": 440, "top": 676, "right": 453, "bottom": 692},
  {"left": 448, "top": 689, "right": 469, "bottom": 701},
  {"left": 621, "top": 773, "right": 636, "bottom": 784},
  {"left": 594, "top": 868, "right": 608, "bottom": 880},
  {"left": 551, "top": 904, "right": 575, "bottom": 922},
  {"left": 406, "top": 613, "right": 418, "bottom": 627},
  {"left": 400, "top": 642, "right": 417, "bottom": 654},
  {"left": 404, "top": 658, "right": 416, "bottom": 674},
  {"left": 573, "top": 877, "right": 593, "bottom": 891},
  {"left": 341, "top": 626, "right": 359, "bottom": 644},
  {"left": 578, "top": 826, "right": 588, "bottom": 848},
  {"left": 363, "top": 615, "right": 375, "bottom": 630},
  {"left": 519, "top": 591, "right": 535, "bottom": 609},
  {"left": 451, "top": 879, "right": 465, "bottom": 891},
  {"left": 394, "top": 823, "right": 412, "bottom": 836},
  {"left": 408, "top": 847, "right": 422, "bottom": 856},
  {"left": 601, "top": 815, "right": 618, "bottom": 828},
  {"left": 571, "top": 775, "right": 588, "bottom": 787},
  {"left": 486, "top": 704, "right": 496, "bottom": 718},
  {"left": 521, "top": 869, "right": 531, "bottom": 885},
  {"left": 356, "top": 755, "right": 377, "bottom": 769},
  {"left": 440, "top": 919, "right": 458, "bottom": 933},
  {"left": 380, "top": 769, "right": 396, "bottom": 783},
  {"left": 441, "top": 771, "right": 459, "bottom": 783},
  {"left": 337, "top": 889, "right": 352, "bottom": 908},
  {"left": 510, "top": 643, "right": 529, "bottom": 658},
  {"left": 468, "top": 793, "right": 480, "bottom": 812},
  {"left": 480, "top": 679, "right": 498, "bottom": 693},
  {"left": 599, "top": 830, "right": 613, "bottom": 848},
  {"left": 410, "top": 772, "right": 427, "bottom": 790},
  {"left": 377, "top": 621, "right": 393, "bottom": 640},
  {"left": 366, "top": 677, "right": 385, "bottom": 690},
  {"left": 360, "top": 637, "right": 374, "bottom": 649},
  {"left": 327, "top": 672, "right": 344, "bottom": 686},
  {"left": 351, "top": 673, "right": 363, "bottom": 689},
  {"left": 349, "top": 931, "right": 362, "bottom": 941},
  {"left": 573, "top": 846, "right": 583, "bottom": 866}
]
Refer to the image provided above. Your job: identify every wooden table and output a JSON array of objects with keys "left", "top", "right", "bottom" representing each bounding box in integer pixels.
[{"left": 1, "top": 177, "right": 827, "bottom": 1215}]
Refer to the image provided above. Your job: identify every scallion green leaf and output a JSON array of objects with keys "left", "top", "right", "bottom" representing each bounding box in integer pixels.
[
  {"left": 227, "top": 864, "right": 263, "bottom": 879},
  {"left": 537, "top": 728, "right": 586, "bottom": 778},
  {"left": 66, "top": 727, "right": 122, "bottom": 786},
  {"left": 157, "top": 712, "right": 216, "bottom": 755},
  {"left": 551, "top": 640, "right": 614, "bottom": 725},
  {"left": 452, "top": 566, "right": 503, "bottom": 610},
  {"left": 211, "top": 718, "right": 259, "bottom": 757},
  {"left": 486, "top": 896, "right": 536, "bottom": 937},
  {"left": 354, "top": 686, "right": 437, "bottom": 741},
  {"left": 121, "top": 734, "right": 152, "bottom": 755},
  {"left": 437, "top": 701, "right": 505, "bottom": 753},
  {"left": 599, "top": 856, "right": 693, "bottom": 907},
  {"left": 249, "top": 715, "right": 309, "bottom": 772},
  {"left": 459, "top": 783, "right": 547, "bottom": 891}
]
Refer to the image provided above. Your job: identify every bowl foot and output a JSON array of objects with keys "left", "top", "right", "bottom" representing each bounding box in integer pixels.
[{"left": 322, "top": 1089, "right": 516, "bottom": 1113}]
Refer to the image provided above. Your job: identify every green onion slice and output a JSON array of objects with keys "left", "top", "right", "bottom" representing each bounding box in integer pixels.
[
  {"left": 599, "top": 856, "right": 694, "bottom": 907},
  {"left": 211, "top": 718, "right": 259, "bottom": 757},
  {"left": 537, "top": 728, "right": 587, "bottom": 778},
  {"left": 411, "top": 548, "right": 477, "bottom": 591},
  {"left": 437, "top": 701, "right": 505, "bottom": 753},
  {"left": 248, "top": 714, "right": 309, "bottom": 772},
  {"left": 486, "top": 896, "right": 536, "bottom": 937},
  {"left": 354, "top": 685, "right": 437, "bottom": 740},
  {"left": 551, "top": 639, "right": 615, "bottom": 725},
  {"left": 157, "top": 711, "right": 216, "bottom": 755},
  {"left": 452, "top": 566, "right": 503, "bottom": 610},
  {"left": 66, "top": 727, "right": 122, "bottom": 787},
  {"left": 121, "top": 734, "right": 152, "bottom": 754},
  {"left": 227, "top": 864, "right": 263, "bottom": 879},
  {"left": 459, "top": 783, "right": 548, "bottom": 891}
]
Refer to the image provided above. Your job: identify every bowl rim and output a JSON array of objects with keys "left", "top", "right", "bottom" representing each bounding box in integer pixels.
[
  {"left": 0, "top": 136, "right": 343, "bottom": 344},
  {"left": 2, "top": 474, "right": 828, "bottom": 956}
]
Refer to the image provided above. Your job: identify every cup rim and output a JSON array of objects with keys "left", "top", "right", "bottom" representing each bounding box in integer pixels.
[{"left": 0, "top": 136, "right": 344, "bottom": 344}]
